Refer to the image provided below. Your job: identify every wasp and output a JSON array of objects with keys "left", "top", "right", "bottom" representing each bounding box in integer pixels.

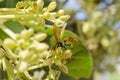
[{"left": 53, "top": 23, "right": 78, "bottom": 50}]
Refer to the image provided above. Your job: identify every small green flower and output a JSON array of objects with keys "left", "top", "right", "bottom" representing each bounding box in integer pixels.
[
  {"left": 48, "top": 2, "right": 56, "bottom": 12},
  {"left": 58, "top": 10, "right": 65, "bottom": 16},
  {"left": 59, "top": 15, "right": 70, "bottom": 21},
  {"left": 17, "top": 61, "right": 28, "bottom": 72},
  {"left": 3, "top": 38, "right": 16, "bottom": 50},
  {"left": 34, "top": 33, "right": 47, "bottom": 42}
]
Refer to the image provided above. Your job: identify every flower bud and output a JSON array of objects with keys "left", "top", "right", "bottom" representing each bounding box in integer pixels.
[
  {"left": 63, "top": 50, "right": 72, "bottom": 59},
  {"left": 34, "top": 33, "right": 47, "bottom": 42},
  {"left": 17, "top": 61, "right": 28, "bottom": 72},
  {"left": 109, "top": 5, "right": 116, "bottom": 15},
  {"left": 35, "top": 43, "right": 49, "bottom": 52},
  {"left": 108, "top": 31, "right": 114, "bottom": 37},
  {"left": 59, "top": 15, "right": 70, "bottom": 21},
  {"left": 23, "top": 1, "right": 28, "bottom": 9},
  {"left": 92, "top": 11, "right": 103, "bottom": 21},
  {"left": 30, "top": 54, "right": 38, "bottom": 63},
  {"left": 3, "top": 38, "right": 16, "bottom": 50},
  {"left": 17, "top": 39, "right": 29, "bottom": 49},
  {"left": 20, "top": 28, "right": 34, "bottom": 39},
  {"left": 16, "top": 1, "right": 23, "bottom": 9},
  {"left": 82, "top": 22, "right": 91, "bottom": 34},
  {"left": 38, "top": 18, "right": 45, "bottom": 26},
  {"left": 37, "top": 0, "right": 44, "bottom": 11},
  {"left": 32, "top": 2, "right": 38, "bottom": 11},
  {"left": 48, "top": 2, "right": 56, "bottom": 11},
  {"left": 28, "top": 28, "right": 34, "bottom": 36},
  {"left": 43, "top": 12, "right": 51, "bottom": 19},
  {"left": 30, "top": 41, "right": 49, "bottom": 52},
  {"left": 88, "top": 43, "right": 98, "bottom": 51},
  {"left": 19, "top": 50, "right": 31, "bottom": 60},
  {"left": 42, "top": 8, "right": 47, "bottom": 13},
  {"left": 58, "top": 10, "right": 65, "bottom": 16},
  {"left": 15, "top": 34, "right": 21, "bottom": 40},
  {"left": 39, "top": 50, "right": 50, "bottom": 58},
  {"left": 55, "top": 19, "right": 64, "bottom": 27},
  {"left": 101, "top": 38, "right": 110, "bottom": 48},
  {"left": 50, "top": 12, "right": 57, "bottom": 18}
]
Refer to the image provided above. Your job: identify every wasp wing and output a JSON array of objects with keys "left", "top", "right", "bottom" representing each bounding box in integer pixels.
[
  {"left": 53, "top": 25, "right": 59, "bottom": 43},
  {"left": 60, "top": 23, "right": 67, "bottom": 40}
]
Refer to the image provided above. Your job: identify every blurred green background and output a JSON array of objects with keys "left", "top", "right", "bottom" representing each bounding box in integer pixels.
[{"left": 0, "top": 0, "right": 120, "bottom": 80}]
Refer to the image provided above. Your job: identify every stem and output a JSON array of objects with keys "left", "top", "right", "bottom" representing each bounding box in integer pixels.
[
  {"left": 0, "top": 8, "right": 41, "bottom": 21},
  {"left": 0, "top": 23, "right": 16, "bottom": 40},
  {"left": 0, "top": 8, "right": 17, "bottom": 12},
  {"left": 28, "top": 59, "right": 52, "bottom": 71},
  {"left": 0, "top": 8, "right": 28, "bottom": 15},
  {"left": 0, "top": 14, "right": 38, "bottom": 21},
  {"left": 24, "top": 71, "right": 32, "bottom": 79}
]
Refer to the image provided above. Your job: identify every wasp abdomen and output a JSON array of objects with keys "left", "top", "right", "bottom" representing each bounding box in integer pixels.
[{"left": 64, "top": 37, "right": 78, "bottom": 43}]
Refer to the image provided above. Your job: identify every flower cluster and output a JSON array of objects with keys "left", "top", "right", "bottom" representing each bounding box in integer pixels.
[
  {"left": 0, "top": 27, "right": 72, "bottom": 79},
  {"left": 3, "top": 28, "right": 49, "bottom": 71},
  {"left": 16, "top": 0, "right": 70, "bottom": 27},
  {"left": 0, "top": 0, "right": 71, "bottom": 79}
]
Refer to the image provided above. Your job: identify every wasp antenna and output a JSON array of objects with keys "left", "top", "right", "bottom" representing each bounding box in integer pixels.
[{"left": 60, "top": 23, "right": 67, "bottom": 40}]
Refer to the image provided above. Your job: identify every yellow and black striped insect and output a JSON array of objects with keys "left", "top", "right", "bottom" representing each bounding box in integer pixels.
[{"left": 53, "top": 23, "right": 78, "bottom": 50}]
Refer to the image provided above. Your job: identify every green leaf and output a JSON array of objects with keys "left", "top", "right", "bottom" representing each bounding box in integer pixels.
[
  {"left": 59, "top": 72, "right": 76, "bottom": 80},
  {"left": 0, "top": 0, "right": 19, "bottom": 8},
  {"left": 5, "top": 0, "right": 19, "bottom": 8},
  {"left": 50, "top": 30, "right": 93, "bottom": 79},
  {"left": 64, "top": 31, "right": 93, "bottom": 79},
  {"left": 3, "top": 58, "right": 16, "bottom": 79},
  {"left": 4, "top": 20, "right": 25, "bottom": 33},
  {"left": 0, "top": 20, "right": 25, "bottom": 40},
  {"left": 0, "top": 0, "right": 3, "bottom": 2},
  {"left": 25, "top": 25, "right": 53, "bottom": 36},
  {"left": 0, "top": 29, "right": 9, "bottom": 40}
]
